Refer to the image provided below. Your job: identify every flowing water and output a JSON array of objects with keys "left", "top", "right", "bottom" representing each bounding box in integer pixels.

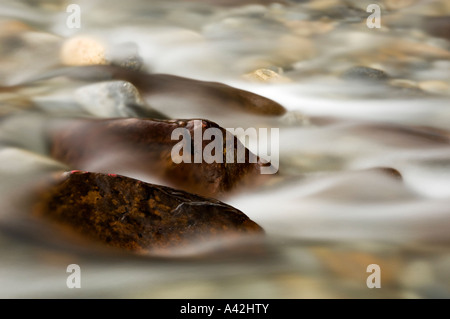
[{"left": 0, "top": 0, "right": 449, "bottom": 298}]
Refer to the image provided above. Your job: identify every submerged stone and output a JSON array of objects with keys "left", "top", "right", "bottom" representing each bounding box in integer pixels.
[{"left": 48, "top": 118, "right": 272, "bottom": 198}]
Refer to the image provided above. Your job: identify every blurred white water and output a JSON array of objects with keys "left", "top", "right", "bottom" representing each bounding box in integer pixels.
[{"left": 0, "top": 0, "right": 449, "bottom": 298}]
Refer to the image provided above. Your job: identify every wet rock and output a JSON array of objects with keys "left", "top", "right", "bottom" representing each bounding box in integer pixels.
[
  {"left": 423, "top": 16, "right": 450, "bottom": 41},
  {"left": 23, "top": 65, "right": 287, "bottom": 128},
  {"left": 108, "top": 42, "right": 144, "bottom": 71},
  {"left": 388, "top": 78, "right": 427, "bottom": 98},
  {"left": 34, "top": 171, "right": 264, "bottom": 254},
  {"left": 60, "top": 36, "right": 108, "bottom": 66},
  {"left": 243, "top": 68, "right": 290, "bottom": 83},
  {"left": 418, "top": 80, "right": 450, "bottom": 95},
  {"left": 307, "top": 167, "right": 412, "bottom": 203},
  {"left": 48, "top": 118, "right": 272, "bottom": 198},
  {"left": 74, "top": 81, "right": 167, "bottom": 119},
  {"left": 30, "top": 65, "right": 287, "bottom": 118},
  {"left": 341, "top": 66, "right": 389, "bottom": 81},
  {"left": 388, "top": 78, "right": 418, "bottom": 89}
]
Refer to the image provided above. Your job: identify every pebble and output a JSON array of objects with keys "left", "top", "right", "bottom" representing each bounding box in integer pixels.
[
  {"left": 418, "top": 80, "right": 450, "bottom": 95},
  {"left": 388, "top": 78, "right": 419, "bottom": 89},
  {"left": 34, "top": 171, "right": 264, "bottom": 255},
  {"left": 341, "top": 66, "right": 389, "bottom": 81},
  {"left": 243, "top": 68, "right": 290, "bottom": 83},
  {"left": 60, "top": 36, "right": 108, "bottom": 66}
]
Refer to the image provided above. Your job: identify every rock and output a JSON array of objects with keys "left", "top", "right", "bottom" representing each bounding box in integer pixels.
[
  {"left": 74, "top": 81, "right": 167, "bottom": 119},
  {"left": 243, "top": 68, "right": 290, "bottom": 83},
  {"left": 341, "top": 66, "right": 389, "bottom": 81},
  {"left": 33, "top": 171, "right": 264, "bottom": 254},
  {"left": 48, "top": 118, "right": 273, "bottom": 198},
  {"left": 60, "top": 36, "right": 108, "bottom": 66},
  {"left": 388, "top": 78, "right": 418, "bottom": 89},
  {"left": 107, "top": 42, "right": 144, "bottom": 71},
  {"left": 418, "top": 80, "right": 450, "bottom": 95},
  {"left": 0, "top": 147, "right": 67, "bottom": 176},
  {"left": 423, "top": 16, "right": 450, "bottom": 41},
  {"left": 307, "top": 167, "right": 412, "bottom": 203},
  {"left": 27, "top": 65, "right": 287, "bottom": 127},
  {"left": 388, "top": 78, "right": 427, "bottom": 97}
]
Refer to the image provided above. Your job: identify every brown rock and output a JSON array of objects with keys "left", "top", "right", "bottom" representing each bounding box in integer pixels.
[
  {"left": 31, "top": 65, "right": 287, "bottom": 117},
  {"left": 423, "top": 16, "right": 450, "bottom": 41},
  {"left": 48, "top": 118, "right": 272, "bottom": 198},
  {"left": 34, "top": 171, "right": 263, "bottom": 254}
]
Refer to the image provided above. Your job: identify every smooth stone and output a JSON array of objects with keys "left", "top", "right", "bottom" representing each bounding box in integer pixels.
[
  {"left": 243, "top": 68, "right": 290, "bottom": 83},
  {"left": 306, "top": 168, "right": 413, "bottom": 203},
  {"left": 107, "top": 42, "right": 144, "bottom": 71},
  {"left": 0, "top": 147, "right": 67, "bottom": 176},
  {"left": 48, "top": 118, "right": 272, "bottom": 198},
  {"left": 60, "top": 36, "right": 108, "bottom": 66},
  {"left": 418, "top": 80, "right": 450, "bottom": 95},
  {"left": 341, "top": 66, "right": 389, "bottom": 81},
  {"left": 34, "top": 171, "right": 264, "bottom": 254},
  {"left": 423, "top": 16, "right": 450, "bottom": 41},
  {"left": 23, "top": 65, "right": 287, "bottom": 128},
  {"left": 74, "top": 81, "right": 166, "bottom": 119},
  {"left": 388, "top": 78, "right": 418, "bottom": 89}
]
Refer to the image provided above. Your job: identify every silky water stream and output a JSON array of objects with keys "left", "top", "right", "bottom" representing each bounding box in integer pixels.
[{"left": 0, "top": 0, "right": 449, "bottom": 298}]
